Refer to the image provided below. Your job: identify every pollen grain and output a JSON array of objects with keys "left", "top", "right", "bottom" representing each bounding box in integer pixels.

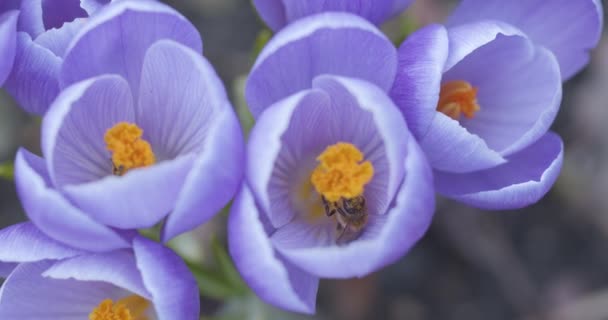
[
  {"left": 437, "top": 80, "right": 480, "bottom": 120},
  {"left": 104, "top": 122, "right": 155, "bottom": 175},
  {"left": 310, "top": 142, "right": 374, "bottom": 202}
]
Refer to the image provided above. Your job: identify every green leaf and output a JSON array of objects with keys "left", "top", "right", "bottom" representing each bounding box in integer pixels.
[
  {"left": 187, "top": 261, "right": 240, "bottom": 300},
  {"left": 0, "top": 161, "right": 14, "bottom": 180},
  {"left": 252, "top": 29, "right": 272, "bottom": 60},
  {"left": 211, "top": 237, "right": 248, "bottom": 295}
]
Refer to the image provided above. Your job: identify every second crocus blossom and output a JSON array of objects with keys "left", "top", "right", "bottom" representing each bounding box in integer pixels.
[
  {"left": 391, "top": 23, "right": 563, "bottom": 210},
  {"left": 235, "top": 13, "right": 434, "bottom": 313},
  {"left": 0, "top": 223, "right": 199, "bottom": 320},
  {"left": 253, "top": 0, "right": 413, "bottom": 31},
  {"left": 14, "top": 0, "right": 244, "bottom": 251},
  {"left": 447, "top": 0, "right": 603, "bottom": 80}
]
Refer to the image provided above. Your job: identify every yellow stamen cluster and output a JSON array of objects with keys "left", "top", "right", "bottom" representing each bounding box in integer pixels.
[
  {"left": 88, "top": 295, "right": 150, "bottom": 320},
  {"left": 104, "top": 122, "right": 155, "bottom": 175},
  {"left": 437, "top": 80, "right": 481, "bottom": 120},
  {"left": 310, "top": 142, "right": 374, "bottom": 202}
]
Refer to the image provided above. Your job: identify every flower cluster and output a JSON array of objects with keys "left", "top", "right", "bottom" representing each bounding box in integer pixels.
[{"left": 0, "top": 0, "right": 602, "bottom": 318}]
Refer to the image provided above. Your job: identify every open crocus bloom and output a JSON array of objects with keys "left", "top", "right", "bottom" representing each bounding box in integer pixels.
[
  {"left": 2, "top": 0, "right": 114, "bottom": 114},
  {"left": 391, "top": 23, "right": 564, "bottom": 209},
  {"left": 447, "top": 0, "right": 603, "bottom": 80},
  {"left": 14, "top": 0, "right": 244, "bottom": 251},
  {"left": 232, "top": 76, "right": 434, "bottom": 313},
  {"left": 253, "top": 0, "right": 413, "bottom": 31},
  {"left": 236, "top": 15, "right": 434, "bottom": 312},
  {"left": 0, "top": 223, "right": 199, "bottom": 320}
]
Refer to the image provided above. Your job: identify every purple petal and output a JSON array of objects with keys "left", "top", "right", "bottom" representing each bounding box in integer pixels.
[
  {"left": 133, "top": 236, "right": 199, "bottom": 320},
  {"left": 246, "top": 12, "right": 397, "bottom": 117},
  {"left": 0, "top": 10, "right": 18, "bottom": 86},
  {"left": 253, "top": 0, "right": 286, "bottom": 31},
  {"left": 447, "top": 0, "right": 603, "bottom": 80},
  {"left": 80, "top": 0, "right": 110, "bottom": 15},
  {"left": 0, "top": 222, "right": 82, "bottom": 263},
  {"left": 42, "top": 75, "right": 135, "bottom": 187},
  {"left": 444, "top": 34, "right": 562, "bottom": 156},
  {"left": 41, "top": 0, "right": 87, "bottom": 30},
  {"left": 435, "top": 132, "right": 563, "bottom": 210},
  {"left": 0, "top": 261, "right": 126, "bottom": 320},
  {"left": 390, "top": 24, "right": 448, "bottom": 140},
  {"left": 43, "top": 250, "right": 151, "bottom": 299},
  {"left": 4, "top": 32, "right": 60, "bottom": 115},
  {"left": 17, "top": 0, "right": 44, "bottom": 37},
  {"left": 228, "top": 186, "right": 318, "bottom": 314},
  {"left": 61, "top": 0, "right": 202, "bottom": 99},
  {"left": 0, "top": 263, "right": 16, "bottom": 278},
  {"left": 275, "top": 138, "right": 434, "bottom": 278},
  {"left": 14, "top": 148, "right": 131, "bottom": 252},
  {"left": 418, "top": 112, "right": 506, "bottom": 173},
  {"left": 444, "top": 20, "right": 522, "bottom": 71},
  {"left": 34, "top": 18, "right": 85, "bottom": 58}
]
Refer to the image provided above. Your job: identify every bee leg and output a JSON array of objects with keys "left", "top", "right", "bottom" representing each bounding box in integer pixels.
[
  {"left": 322, "top": 197, "right": 336, "bottom": 217},
  {"left": 336, "top": 222, "right": 350, "bottom": 243}
]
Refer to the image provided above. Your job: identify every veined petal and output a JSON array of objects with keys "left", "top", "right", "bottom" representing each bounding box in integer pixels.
[
  {"left": 447, "top": 0, "right": 603, "bottom": 80},
  {"left": 0, "top": 263, "right": 16, "bottom": 278},
  {"left": 43, "top": 250, "right": 151, "bottom": 300},
  {"left": 229, "top": 186, "right": 318, "bottom": 314},
  {"left": 4, "top": 32, "right": 60, "bottom": 115},
  {"left": 34, "top": 18, "right": 85, "bottom": 58},
  {"left": 275, "top": 138, "right": 434, "bottom": 278},
  {"left": 14, "top": 148, "right": 131, "bottom": 252},
  {"left": 61, "top": 0, "right": 202, "bottom": 99},
  {"left": 0, "top": 261, "right": 125, "bottom": 320},
  {"left": 435, "top": 132, "right": 563, "bottom": 210},
  {"left": 246, "top": 12, "right": 397, "bottom": 117},
  {"left": 444, "top": 34, "right": 562, "bottom": 156},
  {"left": 134, "top": 237, "right": 199, "bottom": 320},
  {"left": 390, "top": 24, "right": 448, "bottom": 140},
  {"left": 17, "top": 0, "right": 44, "bottom": 37},
  {"left": 80, "top": 0, "right": 110, "bottom": 15},
  {"left": 42, "top": 75, "right": 136, "bottom": 187},
  {"left": 0, "top": 222, "right": 82, "bottom": 263},
  {"left": 0, "top": 10, "right": 18, "bottom": 86}
]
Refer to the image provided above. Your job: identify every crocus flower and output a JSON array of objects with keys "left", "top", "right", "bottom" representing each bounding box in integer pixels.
[
  {"left": 253, "top": 0, "right": 414, "bottom": 31},
  {"left": 233, "top": 13, "right": 434, "bottom": 313},
  {"left": 390, "top": 22, "right": 564, "bottom": 209},
  {"left": 14, "top": 0, "right": 244, "bottom": 251},
  {"left": 446, "top": 0, "right": 603, "bottom": 80},
  {"left": 2, "top": 0, "right": 113, "bottom": 114},
  {"left": 0, "top": 222, "right": 199, "bottom": 320}
]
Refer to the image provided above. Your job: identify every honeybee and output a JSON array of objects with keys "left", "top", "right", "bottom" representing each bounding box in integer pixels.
[{"left": 322, "top": 195, "right": 368, "bottom": 243}]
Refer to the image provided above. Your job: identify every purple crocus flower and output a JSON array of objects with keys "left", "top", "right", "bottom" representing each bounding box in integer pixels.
[
  {"left": 14, "top": 0, "right": 244, "bottom": 251},
  {"left": 1, "top": 0, "right": 113, "bottom": 114},
  {"left": 390, "top": 22, "right": 564, "bottom": 210},
  {"left": 447, "top": 0, "right": 603, "bottom": 80},
  {"left": 253, "top": 0, "right": 414, "bottom": 31},
  {"left": 0, "top": 223, "right": 199, "bottom": 319},
  {"left": 233, "top": 13, "right": 434, "bottom": 313}
]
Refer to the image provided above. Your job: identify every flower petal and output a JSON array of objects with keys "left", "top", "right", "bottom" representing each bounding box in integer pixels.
[
  {"left": 447, "top": 0, "right": 603, "bottom": 80},
  {"left": 0, "top": 10, "right": 18, "bottom": 86},
  {"left": 0, "top": 263, "right": 15, "bottom": 278},
  {"left": 246, "top": 12, "right": 397, "bottom": 117},
  {"left": 134, "top": 236, "right": 199, "bottom": 320},
  {"left": 34, "top": 18, "right": 85, "bottom": 58},
  {"left": 4, "top": 32, "right": 60, "bottom": 115},
  {"left": 43, "top": 249, "right": 151, "bottom": 300},
  {"left": 390, "top": 24, "right": 448, "bottom": 139},
  {"left": 444, "top": 34, "right": 562, "bottom": 156},
  {"left": 0, "top": 222, "right": 82, "bottom": 263},
  {"left": 252, "top": 0, "right": 286, "bottom": 31},
  {"left": 418, "top": 112, "right": 506, "bottom": 173},
  {"left": 434, "top": 132, "right": 563, "bottom": 210},
  {"left": 17, "top": 0, "right": 44, "bottom": 37},
  {"left": 80, "top": 0, "right": 110, "bottom": 15},
  {"left": 14, "top": 148, "right": 131, "bottom": 252},
  {"left": 275, "top": 138, "right": 435, "bottom": 278},
  {"left": 61, "top": 0, "right": 202, "bottom": 97},
  {"left": 0, "top": 261, "right": 125, "bottom": 320},
  {"left": 228, "top": 186, "right": 318, "bottom": 314},
  {"left": 42, "top": 75, "right": 135, "bottom": 187}
]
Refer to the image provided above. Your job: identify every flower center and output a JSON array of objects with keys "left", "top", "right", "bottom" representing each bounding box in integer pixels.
[
  {"left": 437, "top": 80, "right": 480, "bottom": 120},
  {"left": 89, "top": 295, "right": 150, "bottom": 320},
  {"left": 310, "top": 142, "right": 374, "bottom": 202},
  {"left": 104, "top": 122, "right": 156, "bottom": 176}
]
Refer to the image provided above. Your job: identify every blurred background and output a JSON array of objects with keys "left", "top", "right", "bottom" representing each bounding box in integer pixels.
[{"left": 1, "top": 0, "right": 608, "bottom": 319}]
